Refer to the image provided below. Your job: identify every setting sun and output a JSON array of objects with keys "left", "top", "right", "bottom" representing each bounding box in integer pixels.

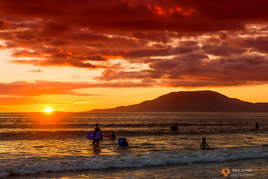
[{"left": 44, "top": 107, "right": 53, "bottom": 113}]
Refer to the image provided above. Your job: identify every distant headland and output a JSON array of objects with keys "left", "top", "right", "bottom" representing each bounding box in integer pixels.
[{"left": 90, "top": 90, "right": 268, "bottom": 112}]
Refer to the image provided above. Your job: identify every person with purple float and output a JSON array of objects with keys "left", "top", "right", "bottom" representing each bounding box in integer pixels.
[{"left": 93, "top": 124, "right": 102, "bottom": 147}]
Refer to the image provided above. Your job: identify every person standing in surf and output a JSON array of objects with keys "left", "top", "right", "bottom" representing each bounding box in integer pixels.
[
  {"left": 93, "top": 124, "right": 102, "bottom": 147},
  {"left": 111, "top": 131, "right": 116, "bottom": 140},
  {"left": 200, "top": 137, "right": 209, "bottom": 150},
  {"left": 170, "top": 123, "right": 178, "bottom": 131},
  {"left": 256, "top": 122, "right": 259, "bottom": 130}
]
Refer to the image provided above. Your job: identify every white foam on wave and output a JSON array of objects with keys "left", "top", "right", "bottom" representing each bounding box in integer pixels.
[{"left": 0, "top": 146, "right": 267, "bottom": 177}]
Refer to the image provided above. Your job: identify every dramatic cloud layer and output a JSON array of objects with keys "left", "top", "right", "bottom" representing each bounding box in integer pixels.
[
  {"left": 0, "top": 81, "right": 154, "bottom": 96},
  {"left": 0, "top": 81, "right": 155, "bottom": 106},
  {"left": 1, "top": 0, "right": 268, "bottom": 90}
]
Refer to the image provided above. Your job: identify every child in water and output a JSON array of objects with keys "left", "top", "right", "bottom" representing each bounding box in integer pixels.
[
  {"left": 122, "top": 138, "right": 128, "bottom": 146},
  {"left": 118, "top": 137, "right": 128, "bottom": 147},
  {"left": 170, "top": 123, "right": 178, "bottom": 131},
  {"left": 111, "top": 131, "right": 116, "bottom": 140},
  {"left": 200, "top": 137, "right": 209, "bottom": 150}
]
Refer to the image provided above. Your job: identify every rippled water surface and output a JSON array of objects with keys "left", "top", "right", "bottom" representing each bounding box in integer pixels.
[{"left": 0, "top": 112, "right": 267, "bottom": 178}]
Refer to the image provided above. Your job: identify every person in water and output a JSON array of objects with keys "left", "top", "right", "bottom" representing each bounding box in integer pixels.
[
  {"left": 121, "top": 138, "right": 128, "bottom": 147},
  {"left": 93, "top": 124, "right": 102, "bottom": 147},
  {"left": 170, "top": 123, "right": 178, "bottom": 130},
  {"left": 200, "top": 137, "right": 209, "bottom": 150},
  {"left": 256, "top": 122, "right": 259, "bottom": 130},
  {"left": 111, "top": 131, "right": 116, "bottom": 140},
  {"left": 119, "top": 137, "right": 128, "bottom": 147}
]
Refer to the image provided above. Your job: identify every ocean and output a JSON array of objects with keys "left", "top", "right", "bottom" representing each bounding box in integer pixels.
[{"left": 0, "top": 112, "right": 267, "bottom": 178}]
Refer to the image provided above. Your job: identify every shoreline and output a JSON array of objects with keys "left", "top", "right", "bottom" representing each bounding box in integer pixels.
[{"left": 7, "top": 158, "right": 268, "bottom": 179}]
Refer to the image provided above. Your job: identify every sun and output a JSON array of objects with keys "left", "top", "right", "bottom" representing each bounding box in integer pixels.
[{"left": 44, "top": 107, "right": 53, "bottom": 113}]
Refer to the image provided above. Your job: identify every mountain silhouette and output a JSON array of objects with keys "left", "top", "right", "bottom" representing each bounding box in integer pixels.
[{"left": 90, "top": 90, "right": 268, "bottom": 112}]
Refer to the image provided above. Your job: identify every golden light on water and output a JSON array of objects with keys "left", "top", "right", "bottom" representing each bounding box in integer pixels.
[{"left": 44, "top": 107, "right": 53, "bottom": 113}]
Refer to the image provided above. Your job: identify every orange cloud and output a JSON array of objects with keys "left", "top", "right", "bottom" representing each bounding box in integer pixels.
[
  {"left": 0, "top": 81, "right": 154, "bottom": 97},
  {"left": 0, "top": 96, "right": 42, "bottom": 105},
  {"left": 176, "top": 6, "right": 195, "bottom": 16},
  {"left": 11, "top": 50, "right": 41, "bottom": 57},
  {"left": 147, "top": 4, "right": 195, "bottom": 17}
]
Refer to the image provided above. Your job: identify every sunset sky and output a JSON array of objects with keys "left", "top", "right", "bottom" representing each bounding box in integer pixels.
[{"left": 1, "top": 0, "right": 268, "bottom": 112}]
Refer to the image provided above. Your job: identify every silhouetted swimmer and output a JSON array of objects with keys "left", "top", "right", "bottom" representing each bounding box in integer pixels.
[
  {"left": 118, "top": 137, "right": 128, "bottom": 147},
  {"left": 170, "top": 123, "right": 178, "bottom": 131},
  {"left": 111, "top": 131, "right": 116, "bottom": 140},
  {"left": 256, "top": 122, "right": 259, "bottom": 130},
  {"left": 200, "top": 137, "right": 209, "bottom": 150},
  {"left": 121, "top": 138, "right": 128, "bottom": 147},
  {"left": 93, "top": 124, "right": 102, "bottom": 147}
]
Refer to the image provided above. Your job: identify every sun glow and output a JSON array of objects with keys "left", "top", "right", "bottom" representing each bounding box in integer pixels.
[{"left": 44, "top": 107, "right": 53, "bottom": 113}]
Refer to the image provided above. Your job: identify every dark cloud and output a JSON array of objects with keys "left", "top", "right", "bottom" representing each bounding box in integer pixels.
[
  {"left": 0, "top": 0, "right": 267, "bottom": 34},
  {"left": 99, "top": 52, "right": 268, "bottom": 86},
  {"left": 201, "top": 43, "right": 247, "bottom": 56},
  {"left": 0, "top": 0, "right": 268, "bottom": 87},
  {"left": 244, "top": 36, "right": 268, "bottom": 53}
]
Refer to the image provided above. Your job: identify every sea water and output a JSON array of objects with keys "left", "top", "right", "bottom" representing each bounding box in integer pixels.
[{"left": 0, "top": 112, "right": 267, "bottom": 178}]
